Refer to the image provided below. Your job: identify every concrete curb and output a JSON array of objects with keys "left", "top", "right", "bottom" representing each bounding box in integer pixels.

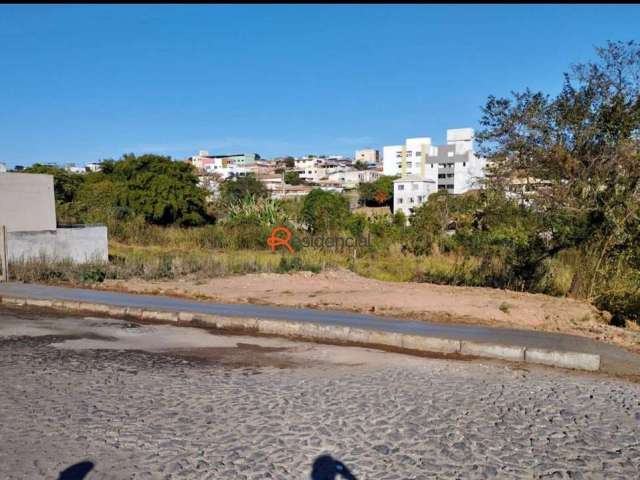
[
  {"left": 461, "top": 341, "right": 525, "bottom": 362},
  {"left": 525, "top": 347, "right": 601, "bottom": 371},
  {"left": 0, "top": 295, "right": 601, "bottom": 372}
]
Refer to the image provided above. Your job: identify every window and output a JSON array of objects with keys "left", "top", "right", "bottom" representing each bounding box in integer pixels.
[
  {"left": 398, "top": 185, "right": 404, "bottom": 191},
  {"left": 438, "top": 185, "right": 447, "bottom": 190},
  {"left": 409, "top": 197, "right": 414, "bottom": 203},
  {"left": 463, "top": 162, "right": 466, "bottom": 167},
  {"left": 417, "top": 195, "right": 423, "bottom": 202},
  {"left": 447, "top": 173, "right": 454, "bottom": 178},
  {"left": 398, "top": 198, "right": 403, "bottom": 204},
  {"left": 438, "top": 174, "right": 446, "bottom": 179},
  {"left": 412, "top": 183, "right": 419, "bottom": 190}
]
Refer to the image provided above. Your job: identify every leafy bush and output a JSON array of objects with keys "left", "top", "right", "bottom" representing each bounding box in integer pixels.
[
  {"left": 276, "top": 255, "right": 321, "bottom": 274},
  {"left": 225, "top": 196, "right": 287, "bottom": 227},
  {"left": 594, "top": 291, "right": 640, "bottom": 327},
  {"left": 301, "top": 189, "right": 351, "bottom": 234},
  {"left": 219, "top": 175, "right": 269, "bottom": 204}
]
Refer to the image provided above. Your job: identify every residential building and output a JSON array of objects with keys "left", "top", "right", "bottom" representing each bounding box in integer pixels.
[
  {"left": 249, "top": 160, "right": 278, "bottom": 177},
  {"left": 383, "top": 128, "right": 486, "bottom": 194},
  {"left": 393, "top": 175, "right": 438, "bottom": 216},
  {"left": 270, "top": 184, "right": 314, "bottom": 200},
  {"left": 314, "top": 179, "right": 344, "bottom": 193},
  {"left": 258, "top": 175, "right": 286, "bottom": 195},
  {"left": 202, "top": 162, "right": 250, "bottom": 180},
  {"left": 328, "top": 169, "right": 381, "bottom": 189},
  {"left": 64, "top": 164, "right": 85, "bottom": 174},
  {"left": 504, "top": 175, "right": 553, "bottom": 206},
  {"left": 293, "top": 157, "right": 343, "bottom": 183},
  {"left": 355, "top": 149, "right": 380, "bottom": 165},
  {"left": 197, "top": 175, "right": 221, "bottom": 201},
  {"left": 188, "top": 150, "right": 259, "bottom": 170},
  {"left": 85, "top": 162, "right": 103, "bottom": 173}
]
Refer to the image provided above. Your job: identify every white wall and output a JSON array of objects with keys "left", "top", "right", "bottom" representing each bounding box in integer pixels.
[
  {"left": 7, "top": 226, "right": 109, "bottom": 263},
  {"left": 0, "top": 173, "right": 57, "bottom": 232}
]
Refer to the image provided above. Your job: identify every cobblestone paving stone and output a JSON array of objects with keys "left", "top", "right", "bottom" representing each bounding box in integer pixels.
[{"left": 0, "top": 334, "right": 639, "bottom": 479}]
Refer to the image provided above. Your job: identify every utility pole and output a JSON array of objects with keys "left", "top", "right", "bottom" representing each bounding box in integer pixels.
[
  {"left": 282, "top": 168, "right": 285, "bottom": 198},
  {"left": 0, "top": 225, "right": 8, "bottom": 282}
]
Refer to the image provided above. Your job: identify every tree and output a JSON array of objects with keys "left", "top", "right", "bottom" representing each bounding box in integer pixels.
[
  {"left": 23, "top": 164, "right": 84, "bottom": 204},
  {"left": 353, "top": 160, "right": 368, "bottom": 171},
  {"left": 284, "top": 156, "right": 295, "bottom": 169},
  {"left": 301, "top": 189, "right": 351, "bottom": 234},
  {"left": 358, "top": 175, "right": 398, "bottom": 207},
  {"left": 284, "top": 171, "right": 304, "bottom": 185},
  {"left": 23, "top": 156, "right": 211, "bottom": 226},
  {"left": 219, "top": 174, "right": 269, "bottom": 204},
  {"left": 105, "top": 154, "right": 210, "bottom": 226},
  {"left": 477, "top": 40, "right": 640, "bottom": 297}
]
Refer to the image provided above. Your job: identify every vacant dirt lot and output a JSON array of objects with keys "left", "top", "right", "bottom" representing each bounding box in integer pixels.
[{"left": 103, "top": 269, "right": 640, "bottom": 354}]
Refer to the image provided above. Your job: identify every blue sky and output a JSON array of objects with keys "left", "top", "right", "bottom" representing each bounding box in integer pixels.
[{"left": 1, "top": 4, "right": 639, "bottom": 168}]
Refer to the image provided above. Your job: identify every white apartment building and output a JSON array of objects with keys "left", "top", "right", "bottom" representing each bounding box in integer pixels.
[
  {"left": 383, "top": 128, "right": 486, "bottom": 195},
  {"left": 393, "top": 175, "right": 438, "bottom": 216},
  {"left": 355, "top": 149, "right": 380, "bottom": 165},
  {"left": 0, "top": 162, "right": 6, "bottom": 173}
]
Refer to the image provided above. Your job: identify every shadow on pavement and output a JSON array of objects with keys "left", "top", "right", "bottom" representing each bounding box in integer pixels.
[
  {"left": 310, "top": 455, "right": 357, "bottom": 479},
  {"left": 56, "top": 455, "right": 357, "bottom": 479},
  {"left": 57, "top": 461, "right": 94, "bottom": 480}
]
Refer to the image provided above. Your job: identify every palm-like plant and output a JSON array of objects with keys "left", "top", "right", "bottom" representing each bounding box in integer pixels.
[{"left": 225, "top": 195, "right": 286, "bottom": 226}]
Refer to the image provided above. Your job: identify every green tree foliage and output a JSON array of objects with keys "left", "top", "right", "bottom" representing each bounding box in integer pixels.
[
  {"left": 284, "top": 171, "right": 304, "bottom": 185},
  {"left": 301, "top": 189, "right": 351, "bottom": 233},
  {"left": 23, "top": 164, "right": 84, "bottom": 204},
  {"left": 219, "top": 175, "right": 269, "bottom": 204},
  {"left": 406, "top": 190, "right": 547, "bottom": 289},
  {"left": 284, "top": 156, "right": 295, "bottom": 169},
  {"left": 477, "top": 40, "right": 640, "bottom": 298},
  {"left": 26, "top": 155, "right": 210, "bottom": 226},
  {"left": 106, "top": 154, "right": 209, "bottom": 226},
  {"left": 353, "top": 160, "right": 368, "bottom": 171},
  {"left": 225, "top": 196, "right": 287, "bottom": 227},
  {"left": 358, "top": 175, "right": 398, "bottom": 207}
]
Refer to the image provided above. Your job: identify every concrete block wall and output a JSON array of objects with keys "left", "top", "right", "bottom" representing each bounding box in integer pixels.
[{"left": 6, "top": 226, "right": 108, "bottom": 263}]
